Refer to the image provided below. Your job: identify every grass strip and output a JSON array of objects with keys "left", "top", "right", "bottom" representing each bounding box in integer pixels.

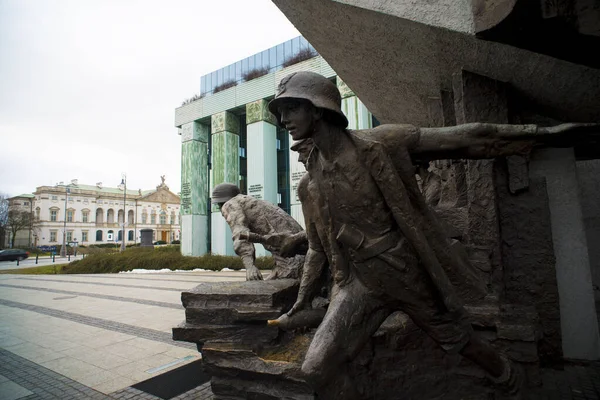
[{"left": 60, "top": 246, "right": 275, "bottom": 274}]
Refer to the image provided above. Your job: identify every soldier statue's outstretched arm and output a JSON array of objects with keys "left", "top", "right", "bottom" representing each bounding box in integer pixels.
[
  {"left": 221, "top": 200, "right": 263, "bottom": 281},
  {"left": 391, "top": 122, "right": 599, "bottom": 161}
]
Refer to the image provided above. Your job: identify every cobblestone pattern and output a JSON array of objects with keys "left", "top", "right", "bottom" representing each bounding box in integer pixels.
[
  {"left": 172, "top": 381, "right": 214, "bottom": 400},
  {"left": 1, "top": 348, "right": 215, "bottom": 400},
  {"left": 14, "top": 277, "right": 186, "bottom": 292},
  {"left": 109, "top": 387, "right": 162, "bottom": 399},
  {"left": 0, "top": 283, "right": 183, "bottom": 309},
  {"left": 0, "top": 298, "right": 195, "bottom": 349},
  {"left": 110, "top": 382, "right": 214, "bottom": 400},
  {"left": 0, "top": 347, "right": 112, "bottom": 400}
]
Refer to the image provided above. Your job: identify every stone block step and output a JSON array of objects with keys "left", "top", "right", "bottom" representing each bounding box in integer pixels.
[
  {"left": 211, "top": 375, "right": 314, "bottom": 400},
  {"left": 181, "top": 279, "right": 298, "bottom": 309},
  {"left": 202, "top": 344, "right": 303, "bottom": 380},
  {"left": 185, "top": 306, "right": 283, "bottom": 325},
  {"left": 172, "top": 322, "right": 279, "bottom": 345}
]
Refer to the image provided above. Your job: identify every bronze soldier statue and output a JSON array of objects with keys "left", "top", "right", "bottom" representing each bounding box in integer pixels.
[
  {"left": 212, "top": 183, "right": 305, "bottom": 280},
  {"left": 268, "top": 71, "right": 597, "bottom": 399}
]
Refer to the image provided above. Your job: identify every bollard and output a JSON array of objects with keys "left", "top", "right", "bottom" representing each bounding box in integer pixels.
[
  {"left": 17, "top": 258, "right": 19, "bottom": 266},
  {"left": 52, "top": 254, "right": 55, "bottom": 263},
  {"left": 68, "top": 254, "right": 70, "bottom": 261},
  {"left": 36, "top": 254, "right": 39, "bottom": 264}
]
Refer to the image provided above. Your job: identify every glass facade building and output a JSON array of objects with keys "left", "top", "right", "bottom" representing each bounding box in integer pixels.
[
  {"left": 176, "top": 36, "right": 373, "bottom": 257},
  {"left": 200, "top": 37, "right": 316, "bottom": 96}
]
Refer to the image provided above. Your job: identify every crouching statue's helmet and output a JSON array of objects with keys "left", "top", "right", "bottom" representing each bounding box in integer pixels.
[
  {"left": 211, "top": 183, "right": 240, "bottom": 204},
  {"left": 268, "top": 71, "right": 348, "bottom": 129}
]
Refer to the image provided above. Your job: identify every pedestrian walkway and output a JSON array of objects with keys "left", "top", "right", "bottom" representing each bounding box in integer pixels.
[
  {"left": 0, "top": 271, "right": 598, "bottom": 400},
  {"left": 0, "top": 254, "right": 84, "bottom": 270},
  {"left": 0, "top": 271, "right": 246, "bottom": 399}
]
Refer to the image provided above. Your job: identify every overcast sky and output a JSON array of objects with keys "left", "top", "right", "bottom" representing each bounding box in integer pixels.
[{"left": 0, "top": 0, "right": 299, "bottom": 197}]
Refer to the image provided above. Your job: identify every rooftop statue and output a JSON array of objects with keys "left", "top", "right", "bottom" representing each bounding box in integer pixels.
[{"left": 268, "top": 71, "right": 598, "bottom": 399}]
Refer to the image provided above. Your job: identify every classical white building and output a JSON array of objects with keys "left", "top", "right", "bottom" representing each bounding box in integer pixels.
[{"left": 6, "top": 178, "right": 181, "bottom": 248}]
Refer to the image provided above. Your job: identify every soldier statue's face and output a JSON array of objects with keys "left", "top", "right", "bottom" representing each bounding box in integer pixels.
[
  {"left": 278, "top": 99, "right": 320, "bottom": 140},
  {"left": 296, "top": 143, "right": 314, "bottom": 165}
]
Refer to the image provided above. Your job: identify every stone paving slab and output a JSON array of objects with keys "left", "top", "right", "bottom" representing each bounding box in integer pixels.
[
  {"left": 0, "top": 379, "right": 34, "bottom": 400},
  {"left": 0, "top": 271, "right": 598, "bottom": 400},
  {"left": 0, "top": 347, "right": 215, "bottom": 400},
  {"left": 0, "top": 272, "right": 232, "bottom": 397}
]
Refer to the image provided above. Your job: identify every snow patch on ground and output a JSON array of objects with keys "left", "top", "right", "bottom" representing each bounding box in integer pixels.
[
  {"left": 119, "top": 268, "right": 210, "bottom": 274},
  {"left": 119, "top": 267, "right": 244, "bottom": 274}
]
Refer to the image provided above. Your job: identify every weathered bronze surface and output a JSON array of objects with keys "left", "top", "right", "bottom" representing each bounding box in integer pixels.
[
  {"left": 269, "top": 71, "right": 597, "bottom": 399},
  {"left": 212, "top": 183, "right": 306, "bottom": 281}
]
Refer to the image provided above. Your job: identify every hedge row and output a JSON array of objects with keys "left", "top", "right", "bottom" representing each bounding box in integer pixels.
[{"left": 61, "top": 246, "right": 275, "bottom": 274}]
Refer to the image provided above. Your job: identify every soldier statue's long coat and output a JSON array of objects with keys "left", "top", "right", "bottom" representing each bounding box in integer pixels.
[{"left": 344, "top": 125, "right": 487, "bottom": 310}]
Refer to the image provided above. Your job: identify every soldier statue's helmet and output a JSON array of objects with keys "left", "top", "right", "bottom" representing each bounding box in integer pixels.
[
  {"left": 268, "top": 71, "right": 349, "bottom": 129},
  {"left": 211, "top": 183, "right": 240, "bottom": 204}
]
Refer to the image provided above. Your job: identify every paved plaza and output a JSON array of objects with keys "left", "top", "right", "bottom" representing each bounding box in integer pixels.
[
  {"left": 0, "top": 270, "right": 248, "bottom": 400},
  {"left": 0, "top": 269, "right": 598, "bottom": 400},
  {"left": 0, "top": 255, "right": 85, "bottom": 271}
]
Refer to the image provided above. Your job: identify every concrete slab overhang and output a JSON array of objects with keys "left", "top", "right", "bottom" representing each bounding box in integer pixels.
[{"left": 273, "top": 0, "right": 600, "bottom": 126}]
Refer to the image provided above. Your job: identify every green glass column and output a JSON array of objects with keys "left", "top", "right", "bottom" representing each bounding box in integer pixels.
[
  {"left": 246, "top": 99, "right": 278, "bottom": 204},
  {"left": 211, "top": 111, "right": 240, "bottom": 256},
  {"left": 180, "top": 121, "right": 209, "bottom": 256},
  {"left": 337, "top": 77, "right": 372, "bottom": 130},
  {"left": 246, "top": 99, "right": 278, "bottom": 257}
]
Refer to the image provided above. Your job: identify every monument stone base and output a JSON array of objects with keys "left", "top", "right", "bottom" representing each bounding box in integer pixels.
[{"left": 173, "top": 280, "right": 540, "bottom": 399}]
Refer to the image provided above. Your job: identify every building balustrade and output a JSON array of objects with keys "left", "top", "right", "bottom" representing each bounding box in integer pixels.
[{"left": 95, "top": 222, "right": 120, "bottom": 228}]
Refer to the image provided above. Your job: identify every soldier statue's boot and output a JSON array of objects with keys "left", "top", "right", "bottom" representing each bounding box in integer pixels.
[
  {"left": 458, "top": 337, "right": 523, "bottom": 397},
  {"left": 488, "top": 355, "right": 524, "bottom": 399}
]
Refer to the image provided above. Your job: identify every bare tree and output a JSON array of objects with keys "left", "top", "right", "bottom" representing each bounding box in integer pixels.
[
  {"left": 0, "top": 194, "right": 8, "bottom": 248},
  {"left": 5, "top": 206, "right": 38, "bottom": 248}
]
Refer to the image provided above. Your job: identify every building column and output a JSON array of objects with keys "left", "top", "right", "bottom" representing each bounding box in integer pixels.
[
  {"left": 246, "top": 99, "right": 278, "bottom": 204},
  {"left": 211, "top": 111, "right": 240, "bottom": 256},
  {"left": 180, "top": 121, "right": 209, "bottom": 256},
  {"left": 289, "top": 140, "right": 306, "bottom": 229},
  {"left": 337, "top": 77, "right": 372, "bottom": 130},
  {"left": 246, "top": 100, "right": 278, "bottom": 257}
]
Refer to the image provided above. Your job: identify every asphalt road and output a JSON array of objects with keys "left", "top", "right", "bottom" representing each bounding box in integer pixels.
[{"left": 0, "top": 254, "right": 84, "bottom": 270}]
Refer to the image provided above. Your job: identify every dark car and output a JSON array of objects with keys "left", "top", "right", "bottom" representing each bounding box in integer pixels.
[{"left": 0, "top": 249, "right": 30, "bottom": 261}]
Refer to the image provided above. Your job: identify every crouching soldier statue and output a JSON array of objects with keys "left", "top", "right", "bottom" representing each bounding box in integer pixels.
[
  {"left": 268, "top": 71, "right": 598, "bottom": 399},
  {"left": 212, "top": 183, "right": 306, "bottom": 281}
]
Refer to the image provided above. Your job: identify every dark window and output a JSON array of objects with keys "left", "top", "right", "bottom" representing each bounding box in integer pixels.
[
  {"left": 371, "top": 115, "right": 381, "bottom": 128},
  {"left": 277, "top": 126, "right": 290, "bottom": 214},
  {"left": 239, "top": 114, "right": 247, "bottom": 194},
  {"left": 128, "top": 230, "right": 134, "bottom": 241},
  {"left": 96, "top": 230, "right": 103, "bottom": 241}
]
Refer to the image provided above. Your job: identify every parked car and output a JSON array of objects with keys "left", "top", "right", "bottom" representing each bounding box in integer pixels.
[{"left": 0, "top": 249, "right": 30, "bottom": 261}]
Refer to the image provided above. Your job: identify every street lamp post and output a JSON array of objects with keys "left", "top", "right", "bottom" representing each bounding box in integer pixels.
[
  {"left": 28, "top": 199, "right": 33, "bottom": 247},
  {"left": 60, "top": 186, "right": 70, "bottom": 257},
  {"left": 121, "top": 174, "right": 127, "bottom": 252}
]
